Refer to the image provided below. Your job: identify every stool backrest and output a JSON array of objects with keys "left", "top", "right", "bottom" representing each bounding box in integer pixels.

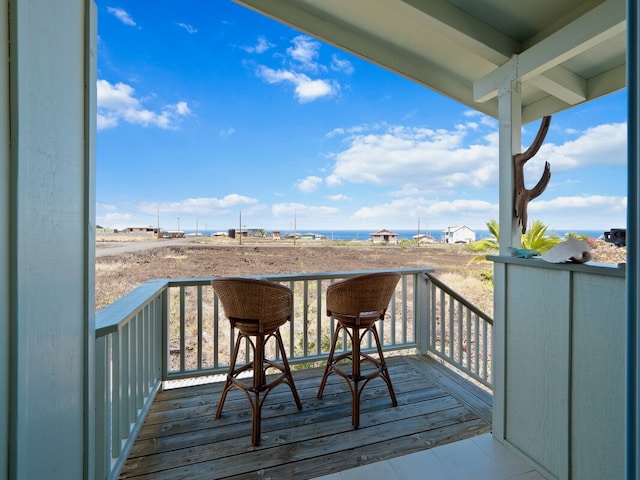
[
  {"left": 326, "top": 272, "right": 401, "bottom": 319},
  {"left": 212, "top": 277, "right": 293, "bottom": 329}
]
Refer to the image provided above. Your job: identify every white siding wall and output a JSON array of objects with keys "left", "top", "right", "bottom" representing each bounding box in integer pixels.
[
  {"left": 1, "top": 2, "right": 9, "bottom": 476},
  {"left": 4, "top": 1, "right": 95, "bottom": 478},
  {"left": 493, "top": 257, "right": 625, "bottom": 480}
]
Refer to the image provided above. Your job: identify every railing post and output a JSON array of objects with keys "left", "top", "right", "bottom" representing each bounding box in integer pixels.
[
  {"left": 416, "top": 273, "right": 431, "bottom": 355},
  {"left": 161, "top": 287, "right": 169, "bottom": 383},
  {"left": 94, "top": 336, "right": 108, "bottom": 480}
]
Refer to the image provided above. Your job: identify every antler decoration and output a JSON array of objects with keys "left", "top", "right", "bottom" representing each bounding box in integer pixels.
[{"left": 514, "top": 115, "right": 552, "bottom": 233}]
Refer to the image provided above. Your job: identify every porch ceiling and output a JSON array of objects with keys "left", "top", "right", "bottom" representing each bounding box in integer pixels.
[{"left": 234, "top": 0, "right": 626, "bottom": 124}]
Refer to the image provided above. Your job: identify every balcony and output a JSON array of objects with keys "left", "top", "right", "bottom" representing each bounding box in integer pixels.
[{"left": 95, "top": 268, "right": 494, "bottom": 479}]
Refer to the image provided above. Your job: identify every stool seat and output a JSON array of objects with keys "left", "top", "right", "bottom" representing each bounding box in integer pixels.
[
  {"left": 317, "top": 272, "right": 401, "bottom": 428},
  {"left": 212, "top": 277, "right": 302, "bottom": 445}
]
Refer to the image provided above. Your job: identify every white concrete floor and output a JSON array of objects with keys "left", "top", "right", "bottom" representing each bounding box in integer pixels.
[{"left": 311, "top": 433, "right": 547, "bottom": 480}]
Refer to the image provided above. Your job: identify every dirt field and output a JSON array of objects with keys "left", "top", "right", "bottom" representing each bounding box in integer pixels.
[
  {"left": 95, "top": 239, "right": 490, "bottom": 310},
  {"left": 95, "top": 235, "right": 625, "bottom": 313}
]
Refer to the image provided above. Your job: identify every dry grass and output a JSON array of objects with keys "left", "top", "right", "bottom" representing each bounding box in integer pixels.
[{"left": 95, "top": 239, "right": 625, "bottom": 315}]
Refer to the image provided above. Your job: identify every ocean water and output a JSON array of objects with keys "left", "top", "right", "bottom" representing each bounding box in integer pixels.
[
  {"left": 309, "top": 229, "right": 608, "bottom": 242},
  {"left": 185, "top": 228, "right": 610, "bottom": 242}
]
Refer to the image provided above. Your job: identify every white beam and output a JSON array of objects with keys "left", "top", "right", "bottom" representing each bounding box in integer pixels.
[
  {"left": 528, "top": 65, "right": 587, "bottom": 105},
  {"left": 400, "top": 0, "right": 518, "bottom": 64},
  {"left": 474, "top": 0, "right": 626, "bottom": 102}
]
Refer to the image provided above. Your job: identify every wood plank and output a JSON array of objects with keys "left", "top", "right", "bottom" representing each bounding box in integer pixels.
[
  {"left": 408, "top": 355, "right": 493, "bottom": 423},
  {"left": 226, "top": 418, "right": 490, "bottom": 480},
  {"left": 119, "top": 355, "right": 492, "bottom": 480}
]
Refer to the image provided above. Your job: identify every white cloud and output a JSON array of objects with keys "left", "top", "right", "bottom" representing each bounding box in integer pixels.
[
  {"left": 107, "top": 7, "right": 136, "bottom": 27},
  {"left": 327, "top": 194, "right": 350, "bottom": 201},
  {"left": 296, "top": 176, "right": 323, "bottom": 193},
  {"left": 242, "top": 36, "right": 275, "bottom": 54},
  {"left": 96, "top": 79, "right": 191, "bottom": 130},
  {"left": 331, "top": 55, "right": 354, "bottom": 75},
  {"left": 287, "top": 36, "right": 323, "bottom": 72},
  {"left": 532, "top": 122, "right": 627, "bottom": 171},
  {"left": 177, "top": 23, "right": 197, "bottom": 34},
  {"left": 251, "top": 34, "right": 348, "bottom": 103},
  {"left": 516, "top": 194, "right": 626, "bottom": 231},
  {"left": 325, "top": 174, "right": 343, "bottom": 187},
  {"left": 327, "top": 123, "right": 498, "bottom": 191},
  {"left": 256, "top": 66, "right": 337, "bottom": 103},
  {"left": 219, "top": 127, "right": 235, "bottom": 137},
  {"left": 272, "top": 202, "right": 341, "bottom": 218},
  {"left": 352, "top": 197, "right": 496, "bottom": 225},
  {"left": 141, "top": 194, "right": 259, "bottom": 216},
  {"left": 97, "top": 195, "right": 267, "bottom": 230},
  {"left": 102, "top": 212, "right": 136, "bottom": 222},
  {"left": 323, "top": 121, "right": 627, "bottom": 197},
  {"left": 529, "top": 194, "right": 626, "bottom": 215}
]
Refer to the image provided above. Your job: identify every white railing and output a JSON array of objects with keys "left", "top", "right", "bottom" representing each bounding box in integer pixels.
[
  {"left": 425, "top": 272, "right": 493, "bottom": 388},
  {"left": 94, "top": 280, "right": 167, "bottom": 480},
  {"left": 164, "top": 269, "right": 429, "bottom": 380},
  {"left": 94, "top": 267, "right": 492, "bottom": 479}
]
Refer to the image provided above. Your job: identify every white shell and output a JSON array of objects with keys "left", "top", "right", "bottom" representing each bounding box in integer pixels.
[{"left": 540, "top": 238, "right": 592, "bottom": 263}]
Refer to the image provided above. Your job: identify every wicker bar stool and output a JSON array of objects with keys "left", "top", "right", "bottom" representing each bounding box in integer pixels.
[
  {"left": 317, "top": 272, "right": 401, "bottom": 428},
  {"left": 212, "top": 277, "right": 302, "bottom": 445}
]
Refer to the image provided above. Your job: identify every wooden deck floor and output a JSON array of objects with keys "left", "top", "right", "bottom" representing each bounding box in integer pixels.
[{"left": 119, "top": 355, "right": 492, "bottom": 480}]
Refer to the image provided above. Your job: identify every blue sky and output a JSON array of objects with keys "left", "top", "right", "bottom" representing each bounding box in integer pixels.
[{"left": 95, "top": 1, "right": 627, "bottom": 234}]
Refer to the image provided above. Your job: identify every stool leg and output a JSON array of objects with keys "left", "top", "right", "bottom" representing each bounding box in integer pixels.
[
  {"left": 352, "top": 326, "right": 361, "bottom": 428},
  {"left": 317, "top": 324, "right": 343, "bottom": 398},
  {"left": 371, "top": 325, "right": 397, "bottom": 407},
  {"left": 275, "top": 330, "right": 302, "bottom": 410},
  {"left": 250, "top": 333, "right": 265, "bottom": 445},
  {"left": 215, "top": 333, "right": 243, "bottom": 419}
]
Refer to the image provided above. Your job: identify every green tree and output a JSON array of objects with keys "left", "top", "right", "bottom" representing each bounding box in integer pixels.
[
  {"left": 468, "top": 219, "right": 499, "bottom": 252},
  {"left": 468, "top": 219, "right": 561, "bottom": 265},
  {"left": 521, "top": 219, "right": 561, "bottom": 251}
]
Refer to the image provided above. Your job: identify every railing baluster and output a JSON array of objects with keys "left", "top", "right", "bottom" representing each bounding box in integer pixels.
[
  {"left": 214, "top": 291, "right": 220, "bottom": 369},
  {"left": 112, "top": 329, "right": 121, "bottom": 458},
  {"left": 465, "top": 309, "right": 472, "bottom": 369},
  {"left": 303, "top": 279, "right": 309, "bottom": 357},
  {"left": 94, "top": 336, "right": 108, "bottom": 479},
  {"left": 179, "top": 286, "right": 186, "bottom": 372},
  {"left": 456, "top": 302, "right": 463, "bottom": 365},
  {"left": 136, "top": 310, "right": 143, "bottom": 410},
  {"left": 483, "top": 318, "right": 489, "bottom": 383},
  {"left": 288, "top": 279, "right": 296, "bottom": 360},
  {"left": 315, "top": 279, "right": 322, "bottom": 356},
  {"left": 197, "top": 285, "right": 203, "bottom": 370},
  {"left": 439, "top": 288, "right": 445, "bottom": 354},
  {"left": 474, "top": 313, "right": 480, "bottom": 376}
]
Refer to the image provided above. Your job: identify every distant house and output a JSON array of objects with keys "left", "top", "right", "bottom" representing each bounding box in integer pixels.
[
  {"left": 370, "top": 229, "right": 399, "bottom": 244},
  {"left": 300, "top": 232, "right": 327, "bottom": 241},
  {"left": 236, "top": 228, "right": 262, "bottom": 237},
  {"left": 413, "top": 234, "right": 436, "bottom": 244},
  {"left": 124, "top": 226, "right": 158, "bottom": 234},
  {"left": 158, "top": 230, "right": 185, "bottom": 239},
  {"left": 442, "top": 225, "right": 475, "bottom": 244}
]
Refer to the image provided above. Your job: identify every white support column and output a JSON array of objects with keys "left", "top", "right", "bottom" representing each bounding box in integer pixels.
[
  {"left": 492, "top": 69, "right": 523, "bottom": 443},
  {"left": 5, "top": 1, "right": 96, "bottom": 478},
  {"left": 497, "top": 76, "right": 523, "bottom": 254}
]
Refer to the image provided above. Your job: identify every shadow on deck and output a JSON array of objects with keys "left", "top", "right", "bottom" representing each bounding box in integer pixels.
[{"left": 119, "top": 355, "right": 492, "bottom": 479}]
